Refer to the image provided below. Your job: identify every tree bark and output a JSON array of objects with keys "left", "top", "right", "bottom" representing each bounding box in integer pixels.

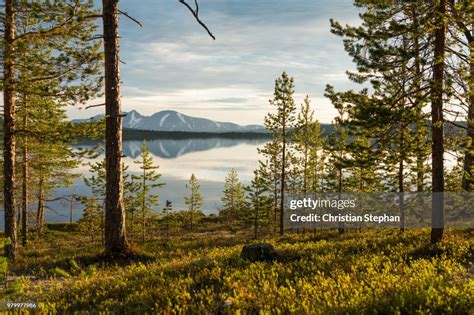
[
  {"left": 21, "top": 98, "right": 29, "bottom": 246},
  {"left": 413, "top": 7, "right": 426, "bottom": 193},
  {"left": 338, "top": 143, "right": 344, "bottom": 235},
  {"left": 273, "top": 166, "right": 278, "bottom": 234},
  {"left": 399, "top": 39, "right": 407, "bottom": 233},
  {"left": 462, "top": 37, "right": 473, "bottom": 191},
  {"left": 69, "top": 189, "right": 75, "bottom": 225},
  {"left": 463, "top": 104, "right": 474, "bottom": 192},
  {"left": 399, "top": 134, "right": 405, "bottom": 233},
  {"left": 142, "top": 166, "right": 146, "bottom": 243},
  {"left": 279, "top": 124, "right": 286, "bottom": 235},
  {"left": 103, "top": 0, "right": 129, "bottom": 256},
  {"left": 3, "top": 0, "right": 17, "bottom": 261},
  {"left": 303, "top": 142, "right": 308, "bottom": 193},
  {"left": 254, "top": 176, "right": 260, "bottom": 240},
  {"left": 36, "top": 175, "right": 45, "bottom": 237},
  {"left": 431, "top": 0, "right": 446, "bottom": 244}
]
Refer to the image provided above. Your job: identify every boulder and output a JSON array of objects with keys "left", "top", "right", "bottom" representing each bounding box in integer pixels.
[{"left": 240, "top": 243, "right": 278, "bottom": 262}]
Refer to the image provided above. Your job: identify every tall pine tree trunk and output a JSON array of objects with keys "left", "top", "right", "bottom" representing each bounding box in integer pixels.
[
  {"left": 142, "top": 168, "right": 146, "bottom": 243},
  {"left": 254, "top": 192, "right": 259, "bottom": 240},
  {"left": 36, "top": 175, "right": 45, "bottom": 237},
  {"left": 103, "top": 0, "right": 129, "bottom": 256},
  {"left": 3, "top": 0, "right": 17, "bottom": 261},
  {"left": 338, "top": 150, "right": 344, "bottom": 235},
  {"left": 412, "top": 5, "right": 426, "bottom": 193},
  {"left": 279, "top": 127, "right": 286, "bottom": 235},
  {"left": 21, "top": 99, "right": 29, "bottom": 246},
  {"left": 303, "top": 145, "right": 308, "bottom": 193},
  {"left": 431, "top": 0, "right": 446, "bottom": 244},
  {"left": 69, "top": 189, "right": 75, "bottom": 224},
  {"left": 273, "top": 166, "right": 278, "bottom": 233},
  {"left": 399, "top": 125, "right": 405, "bottom": 233},
  {"left": 462, "top": 39, "right": 473, "bottom": 191},
  {"left": 399, "top": 40, "right": 407, "bottom": 233}
]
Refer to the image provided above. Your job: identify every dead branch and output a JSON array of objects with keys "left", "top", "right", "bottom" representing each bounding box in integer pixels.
[
  {"left": 118, "top": 9, "right": 143, "bottom": 28},
  {"left": 179, "top": 0, "right": 215, "bottom": 40},
  {"left": 85, "top": 103, "right": 106, "bottom": 109}
]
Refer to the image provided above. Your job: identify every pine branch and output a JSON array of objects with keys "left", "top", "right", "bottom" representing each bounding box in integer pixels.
[
  {"left": 13, "top": 16, "right": 74, "bottom": 41},
  {"left": 445, "top": 120, "right": 467, "bottom": 131},
  {"left": 13, "top": 13, "right": 101, "bottom": 42},
  {"left": 447, "top": 0, "right": 472, "bottom": 43}
]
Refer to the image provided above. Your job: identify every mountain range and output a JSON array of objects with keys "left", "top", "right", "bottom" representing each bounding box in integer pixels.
[{"left": 73, "top": 110, "right": 267, "bottom": 133}]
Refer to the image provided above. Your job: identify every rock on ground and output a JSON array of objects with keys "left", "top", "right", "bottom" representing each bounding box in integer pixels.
[{"left": 240, "top": 243, "right": 278, "bottom": 262}]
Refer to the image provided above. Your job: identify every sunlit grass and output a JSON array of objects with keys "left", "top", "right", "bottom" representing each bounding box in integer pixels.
[{"left": 2, "top": 227, "right": 473, "bottom": 313}]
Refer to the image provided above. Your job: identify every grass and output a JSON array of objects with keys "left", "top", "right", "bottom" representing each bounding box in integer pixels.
[{"left": 1, "top": 227, "right": 473, "bottom": 314}]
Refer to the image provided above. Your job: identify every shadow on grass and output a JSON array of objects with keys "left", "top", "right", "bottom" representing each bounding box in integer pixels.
[
  {"left": 406, "top": 243, "right": 445, "bottom": 261},
  {"left": 13, "top": 249, "right": 155, "bottom": 277}
]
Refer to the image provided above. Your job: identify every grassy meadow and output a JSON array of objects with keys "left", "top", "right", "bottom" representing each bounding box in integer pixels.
[{"left": 1, "top": 225, "right": 473, "bottom": 313}]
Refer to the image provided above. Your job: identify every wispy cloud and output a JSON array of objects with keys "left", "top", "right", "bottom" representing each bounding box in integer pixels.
[{"left": 70, "top": 0, "right": 362, "bottom": 124}]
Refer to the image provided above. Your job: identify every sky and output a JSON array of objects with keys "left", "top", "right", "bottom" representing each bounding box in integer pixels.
[{"left": 68, "top": 0, "right": 362, "bottom": 125}]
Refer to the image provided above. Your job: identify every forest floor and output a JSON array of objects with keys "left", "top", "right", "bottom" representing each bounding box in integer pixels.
[{"left": 1, "top": 225, "right": 473, "bottom": 313}]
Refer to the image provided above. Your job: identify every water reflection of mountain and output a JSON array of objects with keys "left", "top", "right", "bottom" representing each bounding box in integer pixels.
[{"left": 123, "top": 138, "right": 269, "bottom": 159}]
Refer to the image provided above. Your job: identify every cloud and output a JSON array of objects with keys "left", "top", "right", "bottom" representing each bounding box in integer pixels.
[
  {"left": 72, "top": 0, "right": 362, "bottom": 124},
  {"left": 206, "top": 97, "right": 249, "bottom": 104}
]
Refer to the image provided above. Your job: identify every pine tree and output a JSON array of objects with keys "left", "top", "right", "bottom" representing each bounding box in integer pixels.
[
  {"left": 220, "top": 169, "right": 246, "bottom": 223},
  {"left": 84, "top": 159, "right": 107, "bottom": 201},
  {"left": 132, "top": 141, "right": 165, "bottom": 243},
  {"left": 264, "top": 72, "right": 297, "bottom": 235},
  {"left": 83, "top": 159, "right": 106, "bottom": 243},
  {"left": 1, "top": 0, "right": 102, "bottom": 258},
  {"left": 161, "top": 200, "right": 177, "bottom": 238},
  {"left": 124, "top": 170, "right": 140, "bottom": 242},
  {"left": 445, "top": 0, "right": 473, "bottom": 191},
  {"left": 346, "top": 131, "right": 382, "bottom": 192},
  {"left": 328, "top": 0, "right": 452, "bottom": 241},
  {"left": 21, "top": 97, "right": 88, "bottom": 238},
  {"left": 184, "top": 174, "right": 203, "bottom": 230},
  {"left": 322, "top": 97, "right": 349, "bottom": 194},
  {"left": 286, "top": 154, "right": 302, "bottom": 194},
  {"left": 329, "top": 0, "right": 432, "bottom": 196},
  {"left": 102, "top": 0, "right": 128, "bottom": 257},
  {"left": 446, "top": 158, "right": 464, "bottom": 192},
  {"left": 245, "top": 170, "right": 271, "bottom": 239},
  {"left": 293, "top": 95, "right": 326, "bottom": 192},
  {"left": 79, "top": 196, "right": 103, "bottom": 244},
  {"left": 322, "top": 101, "right": 350, "bottom": 234},
  {"left": 32, "top": 142, "right": 80, "bottom": 237},
  {"left": 98, "top": 0, "right": 214, "bottom": 257},
  {"left": 2, "top": 0, "right": 18, "bottom": 261},
  {"left": 430, "top": 0, "right": 447, "bottom": 243},
  {"left": 162, "top": 200, "right": 173, "bottom": 215},
  {"left": 258, "top": 140, "right": 282, "bottom": 233}
]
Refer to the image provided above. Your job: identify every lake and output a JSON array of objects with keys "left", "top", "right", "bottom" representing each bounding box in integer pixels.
[
  {"left": 0, "top": 134, "right": 460, "bottom": 228},
  {"left": 34, "top": 136, "right": 270, "bottom": 225}
]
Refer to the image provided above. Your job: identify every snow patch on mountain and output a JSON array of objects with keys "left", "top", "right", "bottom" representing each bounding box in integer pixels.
[
  {"left": 128, "top": 110, "right": 142, "bottom": 128},
  {"left": 159, "top": 113, "right": 170, "bottom": 127},
  {"left": 177, "top": 112, "right": 192, "bottom": 130}
]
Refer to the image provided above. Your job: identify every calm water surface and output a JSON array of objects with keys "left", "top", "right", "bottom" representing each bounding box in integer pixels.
[
  {"left": 0, "top": 136, "right": 460, "bottom": 227},
  {"left": 21, "top": 137, "right": 269, "bottom": 225}
]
